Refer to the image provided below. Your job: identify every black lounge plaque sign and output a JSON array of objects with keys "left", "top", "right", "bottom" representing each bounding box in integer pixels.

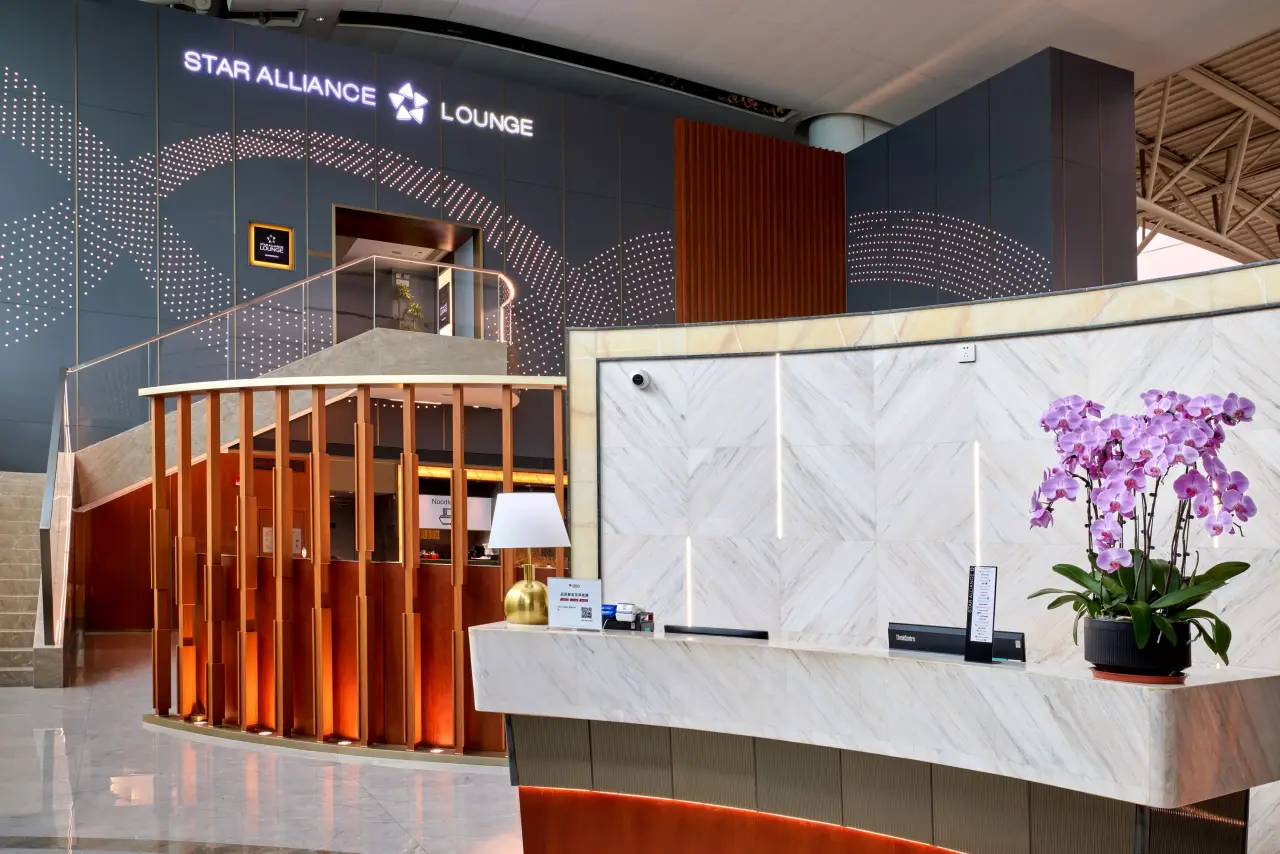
[{"left": 249, "top": 222, "right": 294, "bottom": 270}]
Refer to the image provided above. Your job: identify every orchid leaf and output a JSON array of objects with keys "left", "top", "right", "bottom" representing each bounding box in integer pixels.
[
  {"left": 1148, "top": 558, "right": 1172, "bottom": 597},
  {"left": 1199, "top": 561, "right": 1250, "bottom": 586},
  {"left": 1052, "top": 564, "right": 1102, "bottom": 596},
  {"left": 1100, "top": 573, "right": 1125, "bottom": 597},
  {"left": 1130, "top": 601, "right": 1152, "bottom": 649},
  {"left": 1150, "top": 580, "right": 1225, "bottom": 611},
  {"left": 1215, "top": 620, "right": 1232, "bottom": 664},
  {"left": 1047, "top": 594, "right": 1080, "bottom": 610},
  {"left": 1151, "top": 614, "right": 1177, "bottom": 646},
  {"left": 1029, "top": 587, "right": 1077, "bottom": 599},
  {"left": 1072, "top": 609, "right": 1085, "bottom": 646},
  {"left": 1116, "top": 559, "right": 1136, "bottom": 599}
]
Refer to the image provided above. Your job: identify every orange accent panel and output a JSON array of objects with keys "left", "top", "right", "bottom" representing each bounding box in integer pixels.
[
  {"left": 674, "top": 119, "right": 845, "bottom": 322},
  {"left": 420, "top": 561, "right": 454, "bottom": 748},
  {"left": 462, "top": 564, "right": 505, "bottom": 753},
  {"left": 518, "top": 788, "right": 951, "bottom": 854}
]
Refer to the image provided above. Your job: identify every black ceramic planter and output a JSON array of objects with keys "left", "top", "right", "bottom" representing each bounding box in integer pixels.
[{"left": 1083, "top": 616, "right": 1192, "bottom": 678}]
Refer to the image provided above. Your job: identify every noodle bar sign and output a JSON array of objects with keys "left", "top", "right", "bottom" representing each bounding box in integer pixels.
[{"left": 183, "top": 50, "right": 534, "bottom": 138}]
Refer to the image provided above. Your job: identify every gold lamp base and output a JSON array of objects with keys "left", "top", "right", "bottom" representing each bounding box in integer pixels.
[{"left": 504, "top": 560, "right": 548, "bottom": 625}]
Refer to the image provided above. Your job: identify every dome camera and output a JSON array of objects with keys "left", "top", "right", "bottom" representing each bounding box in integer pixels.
[{"left": 631, "top": 370, "right": 652, "bottom": 390}]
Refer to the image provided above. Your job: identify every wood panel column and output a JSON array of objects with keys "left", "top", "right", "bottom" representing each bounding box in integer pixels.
[
  {"left": 273, "top": 389, "right": 294, "bottom": 737},
  {"left": 553, "top": 386, "right": 566, "bottom": 577},
  {"left": 237, "top": 390, "right": 259, "bottom": 731},
  {"left": 150, "top": 396, "right": 172, "bottom": 717},
  {"left": 355, "top": 385, "right": 374, "bottom": 745},
  {"left": 175, "top": 393, "right": 198, "bottom": 718},
  {"left": 450, "top": 384, "right": 468, "bottom": 753},
  {"left": 205, "top": 392, "right": 225, "bottom": 727},
  {"left": 401, "top": 384, "right": 421, "bottom": 750},
  {"left": 310, "top": 386, "right": 332, "bottom": 741},
  {"left": 500, "top": 385, "right": 514, "bottom": 595}
]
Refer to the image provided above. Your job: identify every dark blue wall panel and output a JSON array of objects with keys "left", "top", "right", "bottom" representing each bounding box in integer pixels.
[
  {"left": 565, "top": 96, "right": 619, "bottom": 198},
  {"left": 621, "top": 202, "right": 675, "bottom": 326},
  {"left": 565, "top": 191, "right": 620, "bottom": 328},
  {"left": 78, "top": 0, "right": 155, "bottom": 118},
  {"left": 936, "top": 83, "right": 990, "bottom": 226},
  {"left": 990, "top": 51, "right": 1053, "bottom": 180},
  {"left": 0, "top": 0, "right": 75, "bottom": 105},
  {"left": 620, "top": 109, "right": 674, "bottom": 209},
  {"left": 504, "top": 81, "right": 563, "bottom": 190},
  {"left": 306, "top": 38, "right": 377, "bottom": 265},
  {"left": 441, "top": 68, "right": 504, "bottom": 179},
  {"left": 991, "top": 159, "right": 1055, "bottom": 273},
  {"left": 888, "top": 111, "right": 935, "bottom": 212},
  {"left": 233, "top": 25, "right": 306, "bottom": 302}
]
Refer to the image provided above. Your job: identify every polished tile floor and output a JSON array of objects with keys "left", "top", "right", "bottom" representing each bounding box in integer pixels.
[{"left": 0, "top": 635, "right": 522, "bottom": 854}]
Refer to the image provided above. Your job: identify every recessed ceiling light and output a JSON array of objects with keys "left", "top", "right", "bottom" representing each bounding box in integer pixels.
[{"left": 316, "top": 16, "right": 325, "bottom": 22}]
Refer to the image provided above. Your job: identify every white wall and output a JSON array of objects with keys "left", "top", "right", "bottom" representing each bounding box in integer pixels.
[{"left": 598, "top": 309, "right": 1280, "bottom": 670}]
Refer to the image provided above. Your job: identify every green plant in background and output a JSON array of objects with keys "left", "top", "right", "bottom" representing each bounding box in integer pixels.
[{"left": 394, "top": 278, "right": 423, "bottom": 331}]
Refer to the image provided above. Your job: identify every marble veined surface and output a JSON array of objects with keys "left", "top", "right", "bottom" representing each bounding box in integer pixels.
[{"left": 470, "top": 622, "right": 1280, "bottom": 810}]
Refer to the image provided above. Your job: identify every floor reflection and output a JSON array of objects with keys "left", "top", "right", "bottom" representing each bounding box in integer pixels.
[{"left": 0, "top": 635, "right": 522, "bottom": 854}]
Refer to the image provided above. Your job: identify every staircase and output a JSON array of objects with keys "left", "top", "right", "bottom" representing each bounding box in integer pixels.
[{"left": 0, "top": 472, "right": 43, "bottom": 686}]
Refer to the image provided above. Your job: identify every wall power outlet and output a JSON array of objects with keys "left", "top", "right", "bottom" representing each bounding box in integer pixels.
[{"left": 958, "top": 343, "right": 976, "bottom": 363}]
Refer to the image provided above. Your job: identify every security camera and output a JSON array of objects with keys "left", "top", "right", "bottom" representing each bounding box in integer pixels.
[
  {"left": 631, "top": 370, "right": 652, "bottom": 390},
  {"left": 257, "top": 11, "right": 270, "bottom": 24}
]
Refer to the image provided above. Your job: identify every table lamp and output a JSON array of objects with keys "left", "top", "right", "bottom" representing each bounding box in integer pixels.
[{"left": 488, "top": 492, "right": 570, "bottom": 625}]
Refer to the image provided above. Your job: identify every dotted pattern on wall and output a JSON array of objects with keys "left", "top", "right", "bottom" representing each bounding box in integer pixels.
[
  {"left": 847, "top": 210, "right": 1052, "bottom": 301},
  {"left": 0, "top": 66, "right": 676, "bottom": 379}
]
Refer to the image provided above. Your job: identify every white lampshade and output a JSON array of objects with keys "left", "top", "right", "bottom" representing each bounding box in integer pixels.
[{"left": 487, "top": 492, "right": 570, "bottom": 549}]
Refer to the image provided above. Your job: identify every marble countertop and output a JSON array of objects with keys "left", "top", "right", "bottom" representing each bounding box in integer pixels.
[{"left": 469, "top": 622, "right": 1280, "bottom": 808}]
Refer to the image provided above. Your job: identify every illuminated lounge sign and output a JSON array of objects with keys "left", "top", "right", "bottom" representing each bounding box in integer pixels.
[
  {"left": 182, "top": 51, "right": 534, "bottom": 137},
  {"left": 183, "top": 51, "right": 376, "bottom": 106},
  {"left": 248, "top": 222, "right": 294, "bottom": 270}
]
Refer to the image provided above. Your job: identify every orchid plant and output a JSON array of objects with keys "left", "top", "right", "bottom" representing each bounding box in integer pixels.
[{"left": 1028, "top": 390, "right": 1258, "bottom": 664}]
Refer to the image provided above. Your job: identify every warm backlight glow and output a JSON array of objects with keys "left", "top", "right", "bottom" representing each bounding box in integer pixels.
[{"left": 417, "top": 465, "right": 565, "bottom": 486}]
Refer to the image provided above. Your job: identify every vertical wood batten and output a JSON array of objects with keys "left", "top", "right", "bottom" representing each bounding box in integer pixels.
[
  {"left": 205, "top": 391, "right": 224, "bottom": 727},
  {"left": 175, "top": 393, "right": 197, "bottom": 719},
  {"left": 500, "top": 385, "right": 514, "bottom": 596},
  {"left": 451, "top": 384, "right": 467, "bottom": 753},
  {"left": 273, "top": 388, "right": 294, "bottom": 737},
  {"left": 553, "top": 386, "right": 565, "bottom": 577},
  {"left": 401, "top": 384, "right": 421, "bottom": 750},
  {"left": 237, "top": 389, "right": 258, "bottom": 731},
  {"left": 310, "top": 386, "right": 331, "bottom": 741},
  {"left": 150, "top": 395, "right": 172, "bottom": 716},
  {"left": 355, "top": 385, "right": 373, "bottom": 745}
]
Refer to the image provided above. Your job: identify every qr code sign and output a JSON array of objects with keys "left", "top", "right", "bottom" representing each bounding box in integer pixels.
[{"left": 580, "top": 606, "right": 593, "bottom": 620}]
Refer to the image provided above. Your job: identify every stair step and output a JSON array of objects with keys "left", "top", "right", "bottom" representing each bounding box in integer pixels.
[
  {"left": 0, "top": 594, "right": 38, "bottom": 614},
  {"left": 0, "top": 547, "right": 41, "bottom": 565},
  {"left": 0, "top": 667, "right": 34, "bottom": 687},
  {"left": 0, "top": 579, "right": 38, "bottom": 597},
  {"left": 0, "top": 563, "right": 41, "bottom": 580},
  {"left": 0, "top": 630, "right": 34, "bottom": 648},
  {"left": 0, "top": 649, "right": 33, "bottom": 668},
  {"left": 0, "top": 612, "right": 37, "bottom": 630},
  {"left": 0, "top": 495, "right": 43, "bottom": 513},
  {"left": 0, "top": 534, "right": 40, "bottom": 550}
]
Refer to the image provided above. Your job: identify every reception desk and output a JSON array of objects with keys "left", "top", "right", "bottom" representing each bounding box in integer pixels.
[{"left": 471, "top": 623, "right": 1280, "bottom": 854}]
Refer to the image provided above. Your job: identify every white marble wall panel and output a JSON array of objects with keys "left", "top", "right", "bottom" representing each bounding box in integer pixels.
[
  {"left": 1215, "top": 310, "right": 1280, "bottom": 431},
  {"left": 779, "top": 538, "right": 877, "bottom": 647},
  {"left": 781, "top": 351, "right": 873, "bottom": 446},
  {"left": 875, "top": 442, "right": 974, "bottom": 543},
  {"left": 599, "top": 445, "right": 688, "bottom": 536},
  {"left": 689, "top": 536, "right": 781, "bottom": 632},
  {"left": 600, "top": 533, "right": 687, "bottom": 623},
  {"left": 1084, "top": 318, "right": 1214, "bottom": 409},
  {"left": 686, "top": 357, "right": 774, "bottom": 448},
  {"left": 598, "top": 359, "right": 686, "bottom": 449},
  {"left": 976, "top": 336, "right": 1088, "bottom": 442},
  {"left": 688, "top": 446, "right": 775, "bottom": 537},
  {"left": 781, "top": 445, "right": 874, "bottom": 540},
  {"left": 874, "top": 344, "right": 976, "bottom": 444}
]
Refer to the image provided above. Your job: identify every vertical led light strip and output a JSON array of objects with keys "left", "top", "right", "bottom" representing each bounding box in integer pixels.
[
  {"left": 685, "top": 536, "right": 693, "bottom": 624},
  {"left": 775, "top": 353, "right": 783, "bottom": 539},
  {"left": 973, "top": 440, "right": 982, "bottom": 566}
]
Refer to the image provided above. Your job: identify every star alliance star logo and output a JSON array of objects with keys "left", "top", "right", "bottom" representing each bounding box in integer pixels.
[{"left": 389, "top": 83, "right": 428, "bottom": 124}]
